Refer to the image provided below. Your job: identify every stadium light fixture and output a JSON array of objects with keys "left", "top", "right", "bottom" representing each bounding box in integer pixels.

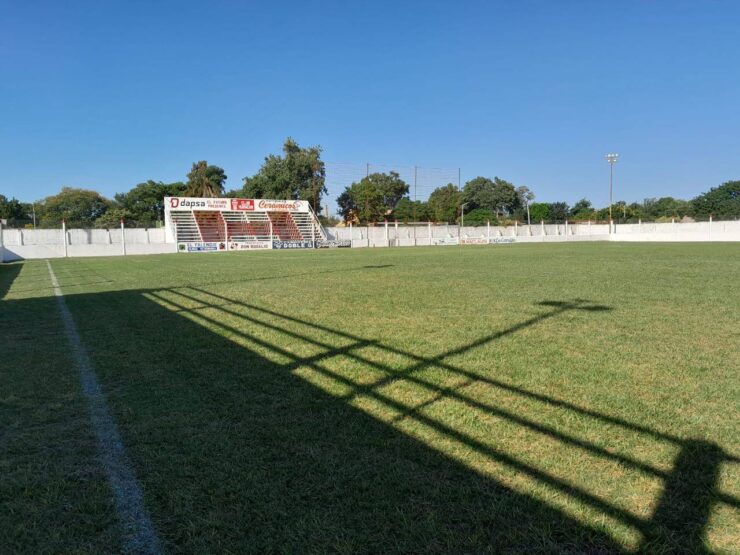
[{"left": 605, "top": 153, "right": 619, "bottom": 229}]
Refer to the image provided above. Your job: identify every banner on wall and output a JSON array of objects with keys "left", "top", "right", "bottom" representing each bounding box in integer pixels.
[
  {"left": 177, "top": 242, "right": 226, "bottom": 253},
  {"left": 460, "top": 237, "right": 488, "bottom": 245},
  {"left": 228, "top": 241, "right": 272, "bottom": 250},
  {"left": 316, "top": 239, "right": 351, "bottom": 248},
  {"left": 491, "top": 237, "right": 516, "bottom": 244},
  {"left": 273, "top": 240, "right": 315, "bottom": 249}
]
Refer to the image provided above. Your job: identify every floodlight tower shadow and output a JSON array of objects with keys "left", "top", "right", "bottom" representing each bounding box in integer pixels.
[{"left": 150, "top": 286, "right": 739, "bottom": 553}]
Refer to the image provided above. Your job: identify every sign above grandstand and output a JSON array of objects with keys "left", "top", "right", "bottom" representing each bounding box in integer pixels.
[{"left": 165, "top": 197, "right": 309, "bottom": 213}]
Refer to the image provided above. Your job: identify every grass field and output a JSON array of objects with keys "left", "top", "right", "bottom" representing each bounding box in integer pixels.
[{"left": 1, "top": 243, "right": 739, "bottom": 553}]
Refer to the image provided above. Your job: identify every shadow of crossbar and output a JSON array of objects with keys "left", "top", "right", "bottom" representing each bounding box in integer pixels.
[{"left": 148, "top": 286, "right": 739, "bottom": 551}]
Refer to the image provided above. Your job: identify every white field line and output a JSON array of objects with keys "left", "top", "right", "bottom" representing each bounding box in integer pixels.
[{"left": 46, "top": 260, "right": 161, "bottom": 554}]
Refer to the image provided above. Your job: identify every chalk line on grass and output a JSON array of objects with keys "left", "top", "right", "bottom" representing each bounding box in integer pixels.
[{"left": 46, "top": 260, "right": 161, "bottom": 555}]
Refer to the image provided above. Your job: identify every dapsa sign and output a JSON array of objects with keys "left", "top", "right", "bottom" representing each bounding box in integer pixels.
[{"left": 177, "top": 242, "right": 225, "bottom": 253}]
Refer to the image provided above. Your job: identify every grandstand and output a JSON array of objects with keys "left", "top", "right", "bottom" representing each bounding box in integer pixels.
[{"left": 164, "top": 197, "right": 326, "bottom": 251}]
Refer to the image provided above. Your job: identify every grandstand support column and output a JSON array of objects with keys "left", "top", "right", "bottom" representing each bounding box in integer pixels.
[
  {"left": 121, "top": 219, "right": 126, "bottom": 256},
  {"left": 62, "top": 220, "right": 68, "bottom": 257}
]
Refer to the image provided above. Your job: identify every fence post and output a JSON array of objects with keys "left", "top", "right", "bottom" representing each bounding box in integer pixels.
[
  {"left": 62, "top": 220, "right": 68, "bottom": 257},
  {"left": 541, "top": 219, "right": 545, "bottom": 240},
  {"left": 270, "top": 218, "right": 274, "bottom": 248},
  {"left": 709, "top": 214, "right": 712, "bottom": 241},
  {"left": 639, "top": 218, "right": 642, "bottom": 234},
  {"left": 0, "top": 221, "right": 4, "bottom": 263},
  {"left": 349, "top": 222, "right": 353, "bottom": 247},
  {"left": 428, "top": 221, "right": 432, "bottom": 246},
  {"left": 487, "top": 220, "right": 490, "bottom": 243},
  {"left": 120, "top": 219, "right": 126, "bottom": 255},
  {"left": 394, "top": 219, "right": 398, "bottom": 247},
  {"left": 588, "top": 220, "right": 591, "bottom": 236},
  {"left": 385, "top": 219, "right": 389, "bottom": 247},
  {"left": 565, "top": 219, "right": 568, "bottom": 239}
]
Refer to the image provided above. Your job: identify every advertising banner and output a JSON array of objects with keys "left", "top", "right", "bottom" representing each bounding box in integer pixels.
[
  {"left": 491, "top": 237, "right": 516, "bottom": 244},
  {"left": 166, "top": 197, "right": 309, "bottom": 213},
  {"left": 316, "top": 240, "right": 351, "bottom": 248},
  {"left": 177, "top": 242, "right": 225, "bottom": 253},
  {"left": 255, "top": 199, "right": 309, "bottom": 212},
  {"left": 460, "top": 237, "right": 488, "bottom": 245},
  {"left": 273, "top": 240, "right": 315, "bottom": 249},
  {"left": 228, "top": 241, "right": 272, "bottom": 250}
]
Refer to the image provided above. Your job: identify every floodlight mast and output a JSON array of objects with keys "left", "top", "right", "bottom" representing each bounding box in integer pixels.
[{"left": 605, "top": 153, "right": 619, "bottom": 230}]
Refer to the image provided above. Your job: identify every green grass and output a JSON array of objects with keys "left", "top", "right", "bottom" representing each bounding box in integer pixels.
[{"left": 1, "top": 243, "right": 739, "bottom": 553}]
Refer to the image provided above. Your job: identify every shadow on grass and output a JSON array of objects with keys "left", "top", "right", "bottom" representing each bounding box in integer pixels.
[
  {"left": 6, "top": 282, "right": 737, "bottom": 553},
  {"left": 0, "top": 262, "right": 22, "bottom": 299}
]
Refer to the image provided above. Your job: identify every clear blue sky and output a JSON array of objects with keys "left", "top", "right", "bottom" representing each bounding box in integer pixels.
[{"left": 1, "top": 0, "right": 738, "bottom": 209}]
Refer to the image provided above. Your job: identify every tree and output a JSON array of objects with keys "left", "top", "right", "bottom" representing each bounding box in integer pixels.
[
  {"left": 94, "top": 207, "right": 133, "bottom": 228},
  {"left": 640, "top": 197, "right": 691, "bottom": 219},
  {"left": 336, "top": 172, "right": 409, "bottom": 223},
  {"left": 113, "top": 180, "right": 187, "bottom": 225},
  {"left": 393, "top": 198, "right": 431, "bottom": 223},
  {"left": 37, "top": 187, "right": 111, "bottom": 227},
  {"left": 0, "top": 195, "right": 29, "bottom": 226},
  {"left": 529, "top": 202, "right": 550, "bottom": 222},
  {"left": 463, "top": 177, "right": 496, "bottom": 211},
  {"left": 570, "top": 198, "right": 596, "bottom": 220},
  {"left": 428, "top": 183, "right": 463, "bottom": 223},
  {"left": 461, "top": 208, "right": 497, "bottom": 226},
  {"left": 548, "top": 202, "right": 570, "bottom": 222},
  {"left": 240, "top": 138, "right": 326, "bottom": 213},
  {"left": 185, "top": 161, "right": 227, "bottom": 197},
  {"left": 463, "top": 176, "right": 520, "bottom": 217},
  {"left": 691, "top": 180, "right": 740, "bottom": 218}
]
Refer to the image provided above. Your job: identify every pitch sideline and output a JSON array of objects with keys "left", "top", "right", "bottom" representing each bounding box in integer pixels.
[{"left": 46, "top": 260, "right": 161, "bottom": 554}]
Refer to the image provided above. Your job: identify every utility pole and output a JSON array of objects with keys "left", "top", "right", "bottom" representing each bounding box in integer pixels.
[{"left": 605, "top": 153, "right": 619, "bottom": 230}]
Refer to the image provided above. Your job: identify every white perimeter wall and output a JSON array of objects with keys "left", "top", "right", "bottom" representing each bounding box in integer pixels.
[
  {"left": 1, "top": 220, "right": 738, "bottom": 261},
  {"left": 0, "top": 227, "right": 176, "bottom": 261},
  {"left": 326, "top": 220, "right": 740, "bottom": 247}
]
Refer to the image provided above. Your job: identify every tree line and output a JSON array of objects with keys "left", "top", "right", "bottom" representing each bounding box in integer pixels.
[{"left": 1, "top": 138, "right": 738, "bottom": 228}]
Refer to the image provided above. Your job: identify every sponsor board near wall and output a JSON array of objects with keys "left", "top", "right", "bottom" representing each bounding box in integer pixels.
[
  {"left": 317, "top": 240, "right": 351, "bottom": 248},
  {"left": 491, "top": 237, "right": 516, "bottom": 244},
  {"left": 177, "top": 242, "right": 226, "bottom": 253},
  {"left": 460, "top": 237, "right": 488, "bottom": 245},
  {"left": 432, "top": 237, "right": 460, "bottom": 246},
  {"left": 228, "top": 241, "right": 272, "bottom": 250},
  {"left": 272, "top": 240, "right": 315, "bottom": 249}
]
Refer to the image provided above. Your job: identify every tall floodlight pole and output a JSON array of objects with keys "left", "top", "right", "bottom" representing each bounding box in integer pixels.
[
  {"left": 605, "top": 153, "right": 619, "bottom": 226},
  {"left": 460, "top": 202, "right": 469, "bottom": 229}
]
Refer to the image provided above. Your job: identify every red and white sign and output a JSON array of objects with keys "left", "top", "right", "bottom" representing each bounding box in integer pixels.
[{"left": 230, "top": 199, "right": 255, "bottom": 211}]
